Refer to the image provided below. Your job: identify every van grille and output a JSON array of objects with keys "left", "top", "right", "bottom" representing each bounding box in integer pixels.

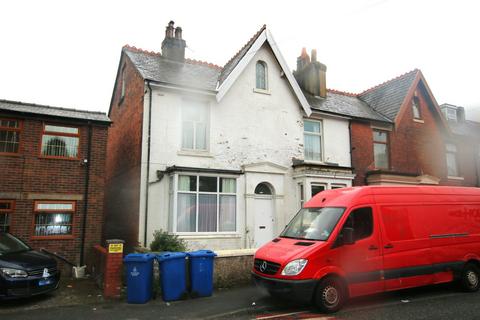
[
  {"left": 254, "top": 259, "right": 281, "bottom": 275},
  {"left": 28, "top": 266, "right": 57, "bottom": 277}
]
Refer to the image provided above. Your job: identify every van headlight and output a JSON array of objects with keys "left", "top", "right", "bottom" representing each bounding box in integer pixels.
[
  {"left": 281, "top": 259, "right": 308, "bottom": 276},
  {"left": 1, "top": 268, "right": 28, "bottom": 278}
]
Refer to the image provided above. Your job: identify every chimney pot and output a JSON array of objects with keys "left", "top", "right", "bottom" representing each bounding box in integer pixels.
[
  {"left": 175, "top": 27, "right": 183, "bottom": 39},
  {"left": 311, "top": 49, "right": 317, "bottom": 63}
]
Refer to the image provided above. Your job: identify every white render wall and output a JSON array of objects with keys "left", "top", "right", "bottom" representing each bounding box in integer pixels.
[{"left": 139, "top": 44, "right": 352, "bottom": 249}]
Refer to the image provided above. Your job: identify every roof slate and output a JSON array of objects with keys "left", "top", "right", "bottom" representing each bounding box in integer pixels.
[
  {"left": 124, "top": 48, "right": 221, "bottom": 92},
  {"left": 306, "top": 91, "right": 392, "bottom": 122},
  {"left": 358, "top": 69, "right": 418, "bottom": 121},
  {"left": 0, "top": 99, "right": 110, "bottom": 123},
  {"left": 448, "top": 120, "right": 480, "bottom": 137}
]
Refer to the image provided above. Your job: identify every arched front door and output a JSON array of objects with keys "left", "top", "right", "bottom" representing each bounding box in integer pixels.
[{"left": 254, "top": 182, "right": 275, "bottom": 248}]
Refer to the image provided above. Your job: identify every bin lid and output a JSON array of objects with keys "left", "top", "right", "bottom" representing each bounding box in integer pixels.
[
  {"left": 187, "top": 250, "right": 217, "bottom": 258},
  {"left": 157, "top": 252, "right": 187, "bottom": 262},
  {"left": 123, "top": 253, "right": 155, "bottom": 262}
]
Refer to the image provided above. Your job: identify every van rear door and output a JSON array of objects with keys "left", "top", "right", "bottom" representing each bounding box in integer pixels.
[{"left": 378, "top": 205, "right": 434, "bottom": 290}]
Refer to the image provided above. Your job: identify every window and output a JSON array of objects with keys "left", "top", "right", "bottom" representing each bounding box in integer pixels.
[
  {"left": 311, "top": 184, "right": 325, "bottom": 198},
  {"left": 299, "top": 183, "right": 304, "bottom": 208},
  {"left": 412, "top": 97, "right": 421, "bottom": 119},
  {"left": 304, "top": 120, "right": 322, "bottom": 161},
  {"left": 33, "top": 201, "right": 74, "bottom": 237},
  {"left": 41, "top": 124, "right": 79, "bottom": 158},
  {"left": 181, "top": 100, "right": 208, "bottom": 151},
  {"left": 373, "top": 130, "right": 389, "bottom": 169},
  {"left": 176, "top": 175, "right": 236, "bottom": 233},
  {"left": 254, "top": 183, "right": 272, "bottom": 195},
  {"left": 446, "top": 143, "right": 459, "bottom": 177},
  {"left": 443, "top": 108, "right": 457, "bottom": 122},
  {"left": 256, "top": 61, "right": 267, "bottom": 90},
  {"left": 0, "top": 200, "right": 13, "bottom": 232},
  {"left": 0, "top": 119, "right": 21, "bottom": 154},
  {"left": 343, "top": 207, "right": 373, "bottom": 241}
]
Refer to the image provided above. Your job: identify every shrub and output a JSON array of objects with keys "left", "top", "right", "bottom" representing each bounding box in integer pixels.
[{"left": 149, "top": 229, "right": 187, "bottom": 252}]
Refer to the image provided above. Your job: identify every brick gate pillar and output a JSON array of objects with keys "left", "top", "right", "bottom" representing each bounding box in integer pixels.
[{"left": 103, "top": 239, "right": 125, "bottom": 298}]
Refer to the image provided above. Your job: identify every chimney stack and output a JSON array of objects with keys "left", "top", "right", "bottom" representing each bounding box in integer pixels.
[
  {"left": 161, "top": 20, "right": 186, "bottom": 62},
  {"left": 293, "top": 48, "right": 327, "bottom": 98},
  {"left": 457, "top": 106, "right": 466, "bottom": 122}
]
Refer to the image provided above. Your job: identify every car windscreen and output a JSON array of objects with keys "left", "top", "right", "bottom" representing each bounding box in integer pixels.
[
  {"left": 280, "top": 207, "right": 345, "bottom": 241},
  {"left": 0, "top": 233, "right": 31, "bottom": 255}
]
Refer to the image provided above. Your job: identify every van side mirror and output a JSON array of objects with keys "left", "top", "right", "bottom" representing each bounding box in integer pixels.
[{"left": 342, "top": 227, "right": 355, "bottom": 245}]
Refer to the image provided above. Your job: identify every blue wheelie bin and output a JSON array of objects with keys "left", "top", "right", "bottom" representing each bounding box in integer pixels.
[
  {"left": 157, "top": 252, "right": 187, "bottom": 301},
  {"left": 188, "top": 250, "right": 217, "bottom": 297},
  {"left": 123, "top": 253, "right": 155, "bottom": 304}
]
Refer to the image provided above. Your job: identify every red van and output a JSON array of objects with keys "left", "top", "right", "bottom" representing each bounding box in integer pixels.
[{"left": 252, "top": 186, "right": 480, "bottom": 312}]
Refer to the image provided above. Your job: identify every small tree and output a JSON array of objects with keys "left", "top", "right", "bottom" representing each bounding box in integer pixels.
[{"left": 149, "top": 229, "right": 187, "bottom": 252}]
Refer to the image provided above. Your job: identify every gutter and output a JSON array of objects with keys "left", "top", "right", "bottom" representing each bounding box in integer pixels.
[
  {"left": 144, "top": 81, "right": 153, "bottom": 246},
  {"left": 79, "top": 122, "right": 92, "bottom": 266}
]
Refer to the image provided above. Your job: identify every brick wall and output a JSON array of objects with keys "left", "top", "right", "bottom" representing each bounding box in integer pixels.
[
  {"left": 351, "top": 84, "right": 477, "bottom": 187},
  {"left": 104, "top": 52, "right": 145, "bottom": 251},
  {"left": 0, "top": 115, "right": 108, "bottom": 271}
]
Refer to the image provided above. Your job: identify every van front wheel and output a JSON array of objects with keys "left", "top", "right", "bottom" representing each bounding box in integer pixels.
[
  {"left": 314, "top": 277, "right": 346, "bottom": 313},
  {"left": 461, "top": 263, "right": 480, "bottom": 292}
]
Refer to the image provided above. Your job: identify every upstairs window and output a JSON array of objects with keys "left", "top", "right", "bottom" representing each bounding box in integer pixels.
[
  {"left": 0, "top": 119, "right": 21, "bottom": 154},
  {"left": 412, "top": 97, "right": 421, "bottom": 119},
  {"left": 181, "top": 100, "right": 208, "bottom": 151},
  {"left": 304, "top": 120, "right": 322, "bottom": 161},
  {"left": 0, "top": 200, "right": 13, "bottom": 232},
  {"left": 255, "top": 61, "right": 268, "bottom": 90},
  {"left": 443, "top": 108, "right": 457, "bottom": 122},
  {"left": 41, "top": 124, "right": 80, "bottom": 158},
  {"left": 120, "top": 65, "right": 126, "bottom": 101},
  {"left": 446, "top": 143, "right": 459, "bottom": 177},
  {"left": 373, "top": 130, "right": 389, "bottom": 169}
]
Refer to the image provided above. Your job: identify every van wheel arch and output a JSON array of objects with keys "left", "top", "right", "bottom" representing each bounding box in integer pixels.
[{"left": 313, "top": 274, "right": 349, "bottom": 313}]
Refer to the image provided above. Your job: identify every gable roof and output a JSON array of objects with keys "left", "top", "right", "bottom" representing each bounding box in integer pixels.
[
  {"left": 358, "top": 69, "right": 419, "bottom": 121},
  {"left": 305, "top": 90, "right": 392, "bottom": 122},
  {"left": 124, "top": 46, "right": 221, "bottom": 92},
  {"left": 0, "top": 99, "right": 110, "bottom": 124}
]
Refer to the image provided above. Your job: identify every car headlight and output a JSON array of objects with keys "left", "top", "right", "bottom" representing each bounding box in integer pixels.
[
  {"left": 281, "top": 259, "right": 308, "bottom": 276},
  {"left": 1, "top": 268, "right": 28, "bottom": 278}
]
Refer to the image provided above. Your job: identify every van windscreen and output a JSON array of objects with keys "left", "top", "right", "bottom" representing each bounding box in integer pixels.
[{"left": 280, "top": 207, "right": 345, "bottom": 241}]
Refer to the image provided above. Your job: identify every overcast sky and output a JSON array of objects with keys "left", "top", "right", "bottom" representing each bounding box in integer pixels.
[{"left": 1, "top": 0, "right": 479, "bottom": 121}]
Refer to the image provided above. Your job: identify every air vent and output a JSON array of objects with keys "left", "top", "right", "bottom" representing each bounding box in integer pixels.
[
  {"left": 272, "top": 238, "right": 281, "bottom": 243},
  {"left": 294, "top": 241, "right": 314, "bottom": 246}
]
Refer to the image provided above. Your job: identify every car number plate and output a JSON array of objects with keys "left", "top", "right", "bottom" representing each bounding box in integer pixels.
[{"left": 38, "top": 278, "right": 53, "bottom": 286}]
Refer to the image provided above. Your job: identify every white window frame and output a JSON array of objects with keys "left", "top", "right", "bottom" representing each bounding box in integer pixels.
[
  {"left": 373, "top": 129, "right": 389, "bottom": 169},
  {"left": 446, "top": 143, "right": 460, "bottom": 177},
  {"left": 412, "top": 98, "right": 421, "bottom": 120},
  {"left": 170, "top": 173, "right": 238, "bottom": 234},
  {"left": 255, "top": 60, "right": 268, "bottom": 91},
  {"left": 444, "top": 108, "right": 457, "bottom": 122},
  {"left": 304, "top": 119, "right": 323, "bottom": 162},
  {"left": 181, "top": 99, "right": 210, "bottom": 152}
]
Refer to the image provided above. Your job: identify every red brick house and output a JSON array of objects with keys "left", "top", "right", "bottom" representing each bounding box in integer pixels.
[
  {"left": 329, "top": 69, "right": 478, "bottom": 186},
  {"left": 0, "top": 99, "right": 110, "bottom": 271}
]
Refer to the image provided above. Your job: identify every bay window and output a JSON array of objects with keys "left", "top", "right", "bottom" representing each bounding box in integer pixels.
[{"left": 175, "top": 175, "right": 236, "bottom": 233}]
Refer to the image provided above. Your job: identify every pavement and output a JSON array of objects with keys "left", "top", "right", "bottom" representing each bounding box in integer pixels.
[{"left": 2, "top": 277, "right": 480, "bottom": 319}]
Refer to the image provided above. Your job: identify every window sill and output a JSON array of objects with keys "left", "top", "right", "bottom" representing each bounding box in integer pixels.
[
  {"left": 447, "top": 176, "right": 464, "bottom": 181},
  {"left": 38, "top": 155, "right": 81, "bottom": 161},
  {"left": 253, "top": 88, "right": 270, "bottom": 95},
  {"left": 413, "top": 119, "right": 424, "bottom": 123},
  {"left": 303, "top": 160, "right": 325, "bottom": 165},
  {"left": 177, "top": 150, "right": 213, "bottom": 158},
  {"left": 0, "top": 152, "right": 21, "bottom": 157},
  {"left": 176, "top": 233, "right": 241, "bottom": 239},
  {"left": 31, "top": 235, "right": 75, "bottom": 240}
]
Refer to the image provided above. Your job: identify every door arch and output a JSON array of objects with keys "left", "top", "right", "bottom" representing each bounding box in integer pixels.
[{"left": 254, "top": 182, "right": 275, "bottom": 247}]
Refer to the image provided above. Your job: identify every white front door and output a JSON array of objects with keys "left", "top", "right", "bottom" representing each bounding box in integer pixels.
[{"left": 254, "top": 196, "right": 274, "bottom": 247}]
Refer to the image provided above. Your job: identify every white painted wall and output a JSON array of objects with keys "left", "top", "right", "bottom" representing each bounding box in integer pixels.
[{"left": 138, "top": 43, "right": 353, "bottom": 250}]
